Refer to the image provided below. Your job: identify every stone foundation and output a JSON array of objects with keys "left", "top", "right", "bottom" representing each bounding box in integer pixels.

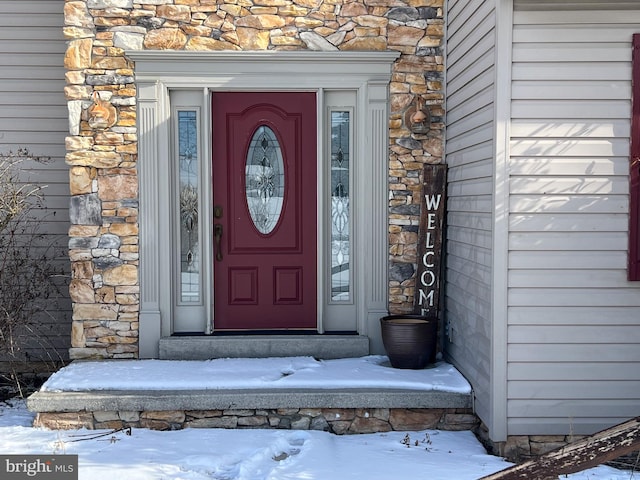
[
  {"left": 477, "top": 428, "right": 640, "bottom": 468},
  {"left": 475, "top": 424, "right": 589, "bottom": 464},
  {"left": 491, "top": 435, "right": 587, "bottom": 464},
  {"left": 35, "top": 407, "right": 478, "bottom": 434}
]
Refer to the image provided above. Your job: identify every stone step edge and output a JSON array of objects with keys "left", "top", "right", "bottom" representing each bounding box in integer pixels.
[
  {"left": 28, "top": 388, "right": 472, "bottom": 413},
  {"left": 158, "top": 334, "right": 371, "bottom": 360}
]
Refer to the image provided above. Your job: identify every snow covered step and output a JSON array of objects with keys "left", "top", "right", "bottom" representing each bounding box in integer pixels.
[{"left": 27, "top": 357, "right": 474, "bottom": 431}]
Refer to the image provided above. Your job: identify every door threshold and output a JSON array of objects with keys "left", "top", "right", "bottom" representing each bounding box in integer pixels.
[
  {"left": 211, "top": 330, "right": 320, "bottom": 336},
  {"left": 172, "top": 330, "right": 359, "bottom": 337},
  {"left": 159, "top": 334, "right": 369, "bottom": 360}
]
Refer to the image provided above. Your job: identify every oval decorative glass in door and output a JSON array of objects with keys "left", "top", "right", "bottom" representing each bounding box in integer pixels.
[{"left": 245, "top": 125, "right": 285, "bottom": 234}]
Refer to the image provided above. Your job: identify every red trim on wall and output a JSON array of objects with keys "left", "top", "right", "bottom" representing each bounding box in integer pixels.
[{"left": 629, "top": 34, "right": 640, "bottom": 280}]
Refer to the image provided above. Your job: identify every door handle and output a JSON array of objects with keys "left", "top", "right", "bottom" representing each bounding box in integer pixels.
[{"left": 214, "top": 224, "right": 223, "bottom": 261}]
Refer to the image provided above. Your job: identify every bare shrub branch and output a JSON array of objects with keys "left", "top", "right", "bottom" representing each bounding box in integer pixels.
[{"left": 0, "top": 148, "right": 67, "bottom": 396}]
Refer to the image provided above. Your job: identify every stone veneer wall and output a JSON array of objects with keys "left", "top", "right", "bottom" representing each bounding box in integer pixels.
[
  {"left": 35, "top": 407, "right": 477, "bottom": 433},
  {"left": 63, "top": 0, "right": 444, "bottom": 360}
]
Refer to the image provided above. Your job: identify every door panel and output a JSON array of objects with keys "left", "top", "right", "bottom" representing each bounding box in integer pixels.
[{"left": 212, "top": 92, "right": 317, "bottom": 330}]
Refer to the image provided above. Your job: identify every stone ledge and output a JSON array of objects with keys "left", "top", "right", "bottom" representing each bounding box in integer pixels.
[
  {"left": 158, "top": 335, "right": 371, "bottom": 360},
  {"left": 28, "top": 388, "right": 472, "bottom": 413}
]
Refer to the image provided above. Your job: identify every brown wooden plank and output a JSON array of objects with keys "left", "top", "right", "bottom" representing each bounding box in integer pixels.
[
  {"left": 413, "top": 164, "right": 446, "bottom": 316},
  {"left": 479, "top": 416, "right": 640, "bottom": 480}
]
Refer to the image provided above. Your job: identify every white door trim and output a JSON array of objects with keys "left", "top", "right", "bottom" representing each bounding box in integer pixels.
[{"left": 130, "top": 51, "right": 399, "bottom": 358}]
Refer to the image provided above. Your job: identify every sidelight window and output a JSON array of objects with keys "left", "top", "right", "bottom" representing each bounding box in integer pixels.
[
  {"left": 330, "top": 110, "right": 352, "bottom": 302},
  {"left": 176, "top": 109, "right": 201, "bottom": 303}
]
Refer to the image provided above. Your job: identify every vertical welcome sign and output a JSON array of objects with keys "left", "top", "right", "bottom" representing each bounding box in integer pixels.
[{"left": 414, "top": 164, "right": 447, "bottom": 317}]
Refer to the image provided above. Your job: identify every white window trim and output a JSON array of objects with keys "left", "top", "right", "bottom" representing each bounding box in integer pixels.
[{"left": 129, "top": 51, "right": 399, "bottom": 358}]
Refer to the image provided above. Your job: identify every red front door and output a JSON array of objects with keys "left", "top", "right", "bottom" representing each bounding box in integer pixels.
[{"left": 212, "top": 92, "right": 317, "bottom": 330}]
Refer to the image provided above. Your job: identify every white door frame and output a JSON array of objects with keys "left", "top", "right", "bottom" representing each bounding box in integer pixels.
[{"left": 129, "top": 51, "right": 399, "bottom": 358}]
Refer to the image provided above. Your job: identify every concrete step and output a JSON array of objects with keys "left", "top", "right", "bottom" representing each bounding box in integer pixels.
[
  {"left": 27, "top": 357, "right": 476, "bottom": 432},
  {"left": 159, "top": 334, "right": 370, "bottom": 360},
  {"left": 28, "top": 387, "right": 472, "bottom": 413},
  {"left": 28, "top": 388, "right": 475, "bottom": 432}
]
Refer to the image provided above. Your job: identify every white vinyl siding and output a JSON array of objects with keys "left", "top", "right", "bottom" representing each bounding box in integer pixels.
[
  {"left": 444, "top": 0, "right": 497, "bottom": 435},
  {"left": 507, "top": 2, "right": 640, "bottom": 435},
  {"left": 0, "top": 1, "right": 70, "bottom": 362}
]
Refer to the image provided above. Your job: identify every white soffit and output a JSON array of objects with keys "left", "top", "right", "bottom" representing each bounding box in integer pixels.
[{"left": 514, "top": 0, "right": 640, "bottom": 10}]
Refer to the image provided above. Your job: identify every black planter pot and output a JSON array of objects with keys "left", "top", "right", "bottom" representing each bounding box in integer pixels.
[{"left": 380, "top": 314, "right": 438, "bottom": 369}]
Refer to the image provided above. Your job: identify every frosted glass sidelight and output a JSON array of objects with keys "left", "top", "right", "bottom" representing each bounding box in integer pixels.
[
  {"left": 330, "top": 111, "right": 350, "bottom": 301},
  {"left": 178, "top": 110, "right": 200, "bottom": 303}
]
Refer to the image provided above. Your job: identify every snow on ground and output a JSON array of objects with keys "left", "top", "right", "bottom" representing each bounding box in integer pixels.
[
  {"left": 0, "top": 400, "right": 633, "bottom": 480},
  {"left": 39, "top": 355, "right": 471, "bottom": 393},
  {"left": 1, "top": 357, "right": 635, "bottom": 479}
]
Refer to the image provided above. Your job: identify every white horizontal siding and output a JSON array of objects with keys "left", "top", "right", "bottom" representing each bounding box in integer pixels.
[
  {"left": 512, "top": 99, "right": 630, "bottom": 118},
  {"left": 510, "top": 325, "right": 640, "bottom": 343},
  {"left": 510, "top": 231, "right": 627, "bottom": 251},
  {"left": 447, "top": 224, "right": 493, "bottom": 248},
  {"left": 510, "top": 176, "right": 628, "bottom": 195},
  {"left": 0, "top": 52, "right": 64, "bottom": 67},
  {"left": 509, "top": 269, "right": 631, "bottom": 288},
  {"left": 514, "top": 25, "right": 640, "bottom": 44},
  {"left": 509, "top": 157, "right": 629, "bottom": 175},
  {"left": 508, "top": 341, "right": 640, "bottom": 362},
  {"left": 509, "top": 398, "right": 640, "bottom": 419},
  {"left": 446, "top": 100, "right": 494, "bottom": 135},
  {"left": 509, "top": 381, "right": 640, "bottom": 401},
  {"left": 515, "top": 9, "right": 640, "bottom": 24},
  {"left": 509, "top": 362, "right": 640, "bottom": 381},
  {"left": 512, "top": 82, "right": 630, "bottom": 102},
  {"left": 0, "top": 0, "right": 70, "bottom": 363},
  {"left": 510, "top": 251, "right": 628, "bottom": 270},
  {"left": 511, "top": 195, "right": 627, "bottom": 213},
  {"left": 446, "top": 124, "right": 495, "bottom": 154},
  {"left": 448, "top": 240, "right": 493, "bottom": 268},
  {"left": 509, "top": 305, "right": 640, "bottom": 325},
  {"left": 509, "top": 213, "right": 628, "bottom": 232},
  {"left": 507, "top": 3, "right": 640, "bottom": 436},
  {"left": 446, "top": 141, "right": 494, "bottom": 169},
  {"left": 510, "top": 289, "right": 640, "bottom": 308},
  {"left": 445, "top": 0, "right": 497, "bottom": 437},
  {"left": 448, "top": 195, "right": 494, "bottom": 215},
  {"left": 515, "top": 0, "right": 640, "bottom": 11}
]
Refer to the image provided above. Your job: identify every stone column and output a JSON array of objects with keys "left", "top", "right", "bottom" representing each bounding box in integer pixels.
[{"left": 64, "top": 1, "right": 140, "bottom": 359}]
